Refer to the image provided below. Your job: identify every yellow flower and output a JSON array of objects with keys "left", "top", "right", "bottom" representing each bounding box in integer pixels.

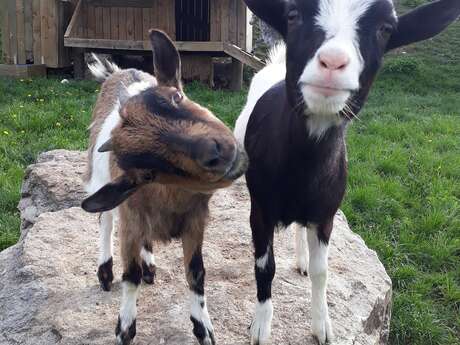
[
  {"left": 56, "top": 122, "right": 61, "bottom": 127},
  {"left": 3, "top": 130, "right": 9, "bottom": 135}
]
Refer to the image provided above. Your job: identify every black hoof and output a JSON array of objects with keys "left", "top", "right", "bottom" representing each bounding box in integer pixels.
[
  {"left": 142, "top": 261, "right": 156, "bottom": 285},
  {"left": 98, "top": 258, "right": 114, "bottom": 291},
  {"left": 115, "top": 316, "right": 136, "bottom": 345},
  {"left": 191, "top": 317, "right": 216, "bottom": 345},
  {"left": 297, "top": 268, "right": 308, "bottom": 276}
]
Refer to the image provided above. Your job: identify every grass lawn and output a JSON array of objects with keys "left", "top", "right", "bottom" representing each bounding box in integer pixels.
[{"left": 1, "top": 13, "right": 459, "bottom": 345}]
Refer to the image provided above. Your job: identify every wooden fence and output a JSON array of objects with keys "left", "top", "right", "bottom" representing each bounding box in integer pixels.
[{"left": 1, "top": 0, "right": 73, "bottom": 68}]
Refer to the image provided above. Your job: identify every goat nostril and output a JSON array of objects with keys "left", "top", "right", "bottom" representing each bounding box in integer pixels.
[{"left": 205, "top": 157, "right": 220, "bottom": 168}]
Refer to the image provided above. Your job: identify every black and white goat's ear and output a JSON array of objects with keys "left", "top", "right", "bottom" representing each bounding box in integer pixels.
[
  {"left": 81, "top": 175, "right": 138, "bottom": 213},
  {"left": 244, "top": 0, "right": 287, "bottom": 38},
  {"left": 149, "top": 29, "right": 182, "bottom": 88},
  {"left": 386, "top": 0, "right": 460, "bottom": 52}
]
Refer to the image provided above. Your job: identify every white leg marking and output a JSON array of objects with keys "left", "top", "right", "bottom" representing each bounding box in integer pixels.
[
  {"left": 250, "top": 299, "right": 273, "bottom": 345},
  {"left": 118, "top": 281, "right": 140, "bottom": 334},
  {"left": 98, "top": 211, "right": 113, "bottom": 265},
  {"left": 140, "top": 246, "right": 156, "bottom": 267},
  {"left": 256, "top": 247, "right": 270, "bottom": 270},
  {"left": 307, "top": 226, "right": 333, "bottom": 344},
  {"left": 295, "top": 223, "right": 309, "bottom": 275},
  {"left": 190, "top": 291, "right": 214, "bottom": 343}
]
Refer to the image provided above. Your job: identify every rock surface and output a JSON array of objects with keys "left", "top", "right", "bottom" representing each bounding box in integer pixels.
[{"left": 1, "top": 150, "right": 392, "bottom": 345}]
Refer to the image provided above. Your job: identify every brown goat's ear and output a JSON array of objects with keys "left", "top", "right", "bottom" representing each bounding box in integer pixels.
[
  {"left": 81, "top": 175, "right": 138, "bottom": 213},
  {"left": 149, "top": 29, "right": 181, "bottom": 88}
]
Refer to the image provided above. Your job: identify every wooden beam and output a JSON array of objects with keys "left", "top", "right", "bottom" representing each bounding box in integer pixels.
[
  {"left": 64, "top": 38, "right": 225, "bottom": 52},
  {"left": 0, "top": 63, "right": 46, "bottom": 78},
  {"left": 64, "top": 0, "right": 82, "bottom": 38},
  {"left": 87, "top": 0, "right": 149, "bottom": 8},
  {"left": 223, "top": 43, "right": 265, "bottom": 71}
]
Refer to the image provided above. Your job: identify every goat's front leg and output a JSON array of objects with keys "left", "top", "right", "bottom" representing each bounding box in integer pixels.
[
  {"left": 308, "top": 221, "right": 334, "bottom": 344},
  {"left": 249, "top": 200, "right": 275, "bottom": 345},
  {"left": 182, "top": 227, "right": 215, "bottom": 345},
  {"left": 116, "top": 220, "right": 142, "bottom": 345},
  {"left": 140, "top": 241, "right": 156, "bottom": 285},
  {"left": 97, "top": 211, "right": 114, "bottom": 291}
]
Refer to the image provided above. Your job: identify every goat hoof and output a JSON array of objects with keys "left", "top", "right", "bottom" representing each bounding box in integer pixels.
[
  {"left": 312, "top": 315, "right": 333, "bottom": 345},
  {"left": 115, "top": 317, "right": 136, "bottom": 345},
  {"left": 142, "top": 261, "right": 156, "bottom": 285},
  {"left": 98, "top": 258, "right": 114, "bottom": 291},
  {"left": 191, "top": 317, "right": 216, "bottom": 345}
]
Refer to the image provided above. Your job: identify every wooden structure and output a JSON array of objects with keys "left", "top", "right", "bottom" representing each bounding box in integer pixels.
[
  {"left": 64, "top": 0, "right": 263, "bottom": 89},
  {"left": 1, "top": 0, "right": 263, "bottom": 88},
  {"left": 1, "top": 0, "right": 73, "bottom": 68}
]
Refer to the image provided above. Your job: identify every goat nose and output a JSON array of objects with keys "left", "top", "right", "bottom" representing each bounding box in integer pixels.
[
  {"left": 197, "top": 139, "right": 224, "bottom": 170},
  {"left": 318, "top": 49, "right": 350, "bottom": 71}
]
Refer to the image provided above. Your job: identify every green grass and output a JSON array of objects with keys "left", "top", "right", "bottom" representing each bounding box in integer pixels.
[{"left": 0, "top": 10, "right": 459, "bottom": 345}]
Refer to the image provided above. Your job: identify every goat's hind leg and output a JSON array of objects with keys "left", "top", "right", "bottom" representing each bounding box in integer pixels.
[
  {"left": 308, "top": 221, "right": 333, "bottom": 345},
  {"left": 294, "top": 223, "right": 309, "bottom": 276},
  {"left": 140, "top": 241, "right": 157, "bottom": 285},
  {"left": 97, "top": 211, "right": 114, "bottom": 291},
  {"left": 182, "top": 226, "right": 215, "bottom": 345}
]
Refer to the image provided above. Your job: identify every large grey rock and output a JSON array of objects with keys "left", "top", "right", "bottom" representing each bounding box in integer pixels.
[
  {"left": 2, "top": 150, "right": 392, "bottom": 345},
  {"left": 18, "top": 150, "right": 87, "bottom": 235}
]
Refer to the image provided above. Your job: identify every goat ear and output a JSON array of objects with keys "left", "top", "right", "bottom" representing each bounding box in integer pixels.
[
  {"left": 149, "top": 29, "right": 181, "bottom": 87},
  {"left": 245, "top": 0, "right": 287, "bottom": 38},
  {"left": 98, "top": 139, "right": 113, "bottom": 153},
  {"left": 386, "top": 0, "right": 460, "bottom": 52},
  {"left": 81, "top": 176, "right": 138, "bottom": 213}
]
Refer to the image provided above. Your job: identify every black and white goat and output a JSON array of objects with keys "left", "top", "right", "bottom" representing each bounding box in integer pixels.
[
  {"left": 235, "top": 0, "right": 460, "bottom": 344},
  {"left": 82, "top": 30, "right": 247, "bottom": 345}
]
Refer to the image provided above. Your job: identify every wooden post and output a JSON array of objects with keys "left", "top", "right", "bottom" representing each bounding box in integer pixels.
[
  {"left": 229, "top": 58, "right": 243, "bottom": 91},
  {"left": 73, "top": 48, "right": 85, "bottom": 79}
]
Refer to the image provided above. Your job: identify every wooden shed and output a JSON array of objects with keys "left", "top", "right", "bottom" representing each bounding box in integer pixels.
[{"left": 1, "top": 0, "right": 264, "bottom": 89}]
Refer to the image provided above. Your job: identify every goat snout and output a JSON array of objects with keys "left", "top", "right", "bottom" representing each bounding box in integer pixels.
[
  {"left": 318, "top": 48, "right": 350, "bottom": 71},
  {"left": 195, "top": 138, "right": 237, "bottom": 174}
]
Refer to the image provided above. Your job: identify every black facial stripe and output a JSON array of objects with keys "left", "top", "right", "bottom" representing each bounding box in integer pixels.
[
  {"left": 118, "top": 152, "right": 189, "bottom": 177},
  {"left": 140, "top": 88, "right": 199, "bottom": 121}
]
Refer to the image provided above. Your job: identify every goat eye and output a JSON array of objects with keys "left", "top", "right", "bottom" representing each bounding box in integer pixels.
[
  {"left": 379, "top": 23, "right": 394, "bottom": 38},
  {"left": 287, "top": 9, "right": 299, "bottom": 23},
  {"left": 172, "top": 91, "right": 183, "bottom": 104}
]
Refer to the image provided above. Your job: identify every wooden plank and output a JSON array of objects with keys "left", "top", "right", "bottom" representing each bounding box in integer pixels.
[
  {"left": 237, "top": 0, "right": 246, "bottom": 49},
  {"left": 134, "top": 7, "right": 143, "bottom": 40},
  {"left": 16, "top": 0, "right": 26, "bottom": 64},
  {"left": 87, "top": 4, "right": 96, "bottom": 38},
  {"left": 64, "top": 0, "right": 82, "bottom": 38},
  {"left": 220, "top": 0, "right": 229, "bottom": 43},
  {"left": 8, "top": 0, "right": 18, "bottom": 64},
  {"left": 32, "top": 0, "right": 41, "bottom": 64},
  {"left": 46, "top": 0, "right": 58, "bottom": 67},
  {"left": 126, "top": 7, "right": 135, "bottom": 41},
  {"left": 64, "top": 38, "right": 225, "bottom": 52},
  {"left": 24, "top": 0, "right": 34, "bottom": 62},
  {"left": 142, "top": 7, "right": 150, "bottom": 41},
  {"left": 78, "top": 0, "right": 87, "bottom": 38},
  {"left": 118, "top": 7, "right": 127, "bottom": 40},
  {"left": 87, "top": 0, "right": 148, "bottom": 7},
  {"left": 39, "top": 0, "right": 48, "bottom": 65},
  {"left": 103, "top": 7, "right": 111, "bottom": 39},
  {"left": 95, "top": 6, "right": 103, "bottom": 38},
  {"left": 150, "top": 3, "right": 157, "bottom": 33},
  {"left": 0, "top": 63, "right": 46, "bottom": 77},
  {"left": 223, "top": 43, "right": 265, "bottom": 70},
  {"left": 110, "top": 7, "right": 119, "bottom": 40},
  {"left": 58, "top": 0, "right": 72, "bottom": 67},
  {"left": 227, "top": 0, "right": 237, "bottom": 45},
  {"left": 2, "top": 1, "right": 11, "bottom": 63}
]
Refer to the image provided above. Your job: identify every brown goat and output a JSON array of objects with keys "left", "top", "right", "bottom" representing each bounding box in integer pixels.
[{"left": 82, "top": 30, "right": 247, "bottom": 345}]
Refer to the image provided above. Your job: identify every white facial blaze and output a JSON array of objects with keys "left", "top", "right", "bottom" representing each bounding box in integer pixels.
[{"left": 299, "top": 0, "right": 382, "bottom": 126}]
